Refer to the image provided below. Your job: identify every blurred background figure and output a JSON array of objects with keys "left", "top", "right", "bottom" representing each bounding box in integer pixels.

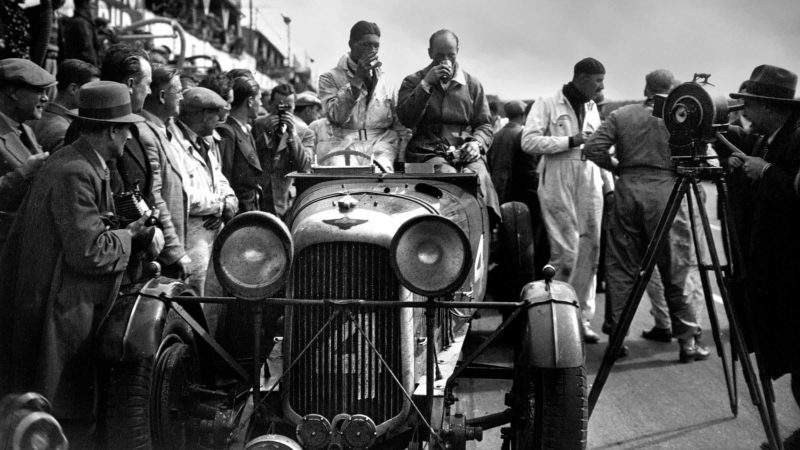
[{"left": 29, "top": 58, "right": 100, "bottom": 153}]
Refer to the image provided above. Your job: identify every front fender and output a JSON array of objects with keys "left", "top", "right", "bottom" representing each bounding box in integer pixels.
[
  {"left": 96, "top": 277, "right": 187, "bottom": 362},
  {"left": 517, "top": 279, "right": 584, "bottom": 368}
]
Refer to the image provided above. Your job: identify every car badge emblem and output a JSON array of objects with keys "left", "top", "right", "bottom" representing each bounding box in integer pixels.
[{"left": 323, "top": 217, "right": 368, "bottom": 230}]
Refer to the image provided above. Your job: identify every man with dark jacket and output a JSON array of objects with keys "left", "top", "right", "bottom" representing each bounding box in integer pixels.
[
  {"left": 397, "top": 29, "right": 499, "bottom": 219},
  {"left": 726, "top": 65, "right": 800, "bottom": 447},
  {"left": 29, "top": 58, "right": 99, "bottom": 153},
  {"left": 0, "top": 58, "right": 54, "bottom": 248},
  {"left": 217, "top": 74, "right": 263, "bottom": 212}
]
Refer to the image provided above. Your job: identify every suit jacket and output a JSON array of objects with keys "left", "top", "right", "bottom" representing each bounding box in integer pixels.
[
  {"left": 0, "top": 138, "right": 131, "bottom": 417},
  {"left": 140, "top": 110, "right": 189, "bottom": 251},
  {"left": 217, "top": 116, "right": 263, "bottom": 213},
  {"left": 29, "top": 102, "right": 72, "bottom": 153},
  {"left": 0, "top": 113, "right": 42, "bottom": 243}
]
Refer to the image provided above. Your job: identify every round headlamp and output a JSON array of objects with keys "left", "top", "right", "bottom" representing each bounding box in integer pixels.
[
  {"left": 212, "top": 211, "right": 293, "bottom": 300},
  {"left": 390, "top": 215, "right": 471, "bottom": 297}
]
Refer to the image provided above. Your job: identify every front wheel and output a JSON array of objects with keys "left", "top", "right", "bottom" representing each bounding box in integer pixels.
[
  {"left": 511, "top": 366, "right": 588, "bottom": 449},
  {"left": 99, "top": 339, "right": 199, "bottom": 450}
]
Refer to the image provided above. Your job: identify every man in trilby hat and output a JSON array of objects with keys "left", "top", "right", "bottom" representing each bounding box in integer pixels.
[
  {"left": 726, "top": 64, "right": 800, "bottom": 446},
  {"left": 0, "top": 80, "right": 159, "bottom": 441}
]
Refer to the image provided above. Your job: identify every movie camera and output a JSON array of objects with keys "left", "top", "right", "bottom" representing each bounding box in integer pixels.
[{"left": 651, "top": 73, "right": 744, "bottom": 158}]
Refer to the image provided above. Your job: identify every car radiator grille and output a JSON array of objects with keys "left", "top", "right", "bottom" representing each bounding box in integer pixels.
[{"left": 288, "top": 242, "right": 404, "bottom": 424}]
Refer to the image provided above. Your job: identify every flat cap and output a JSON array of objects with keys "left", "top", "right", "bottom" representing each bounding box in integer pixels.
[
  {"left": 296, "top": 91, "right": 321, "bottom": 107},
  {"left": 0, "top": 58, "right": 57, "bottom": 88},
  {"left": 645, "top": 69, "right": 678, "bottom": 96},
  {"left": 503, "top": 100, "right": 527, "bottom": 119},
  {"left": 181, "top": 87, "right": 228, "bottom": 110}
]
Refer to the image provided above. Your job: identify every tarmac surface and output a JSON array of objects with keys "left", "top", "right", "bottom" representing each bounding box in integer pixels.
[{"left": 454, "top": 182, "right": 800, "bottom": 449}]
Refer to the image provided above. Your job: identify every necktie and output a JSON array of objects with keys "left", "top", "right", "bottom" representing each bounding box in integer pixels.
[{"left": 18, "top": 124, "right": 36, "bottom": 153}]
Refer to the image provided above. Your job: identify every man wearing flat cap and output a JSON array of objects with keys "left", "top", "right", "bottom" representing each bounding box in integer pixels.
[
  {"left": 172, "top": 87, "right": 238, "bottom": 295},
  {"left": 0, "top": 81, "right": 159, "bottom": 441},
  {"left": 295, "top": 91, "right": 322, "bottom": 126},
  {"left": 585, "top": 69, "right": 710, "bottom": 361},
  {"left": 316, "top": 20, "right": 408, "bottom": 171},
  {"left": 0, "top": 58, "right": 55, "bottom": 249},
  {"left": 521, "top": 57, "right": 608, "bottom": 343},
  {"left": 726, "top": 65, "right": 800, "bottom": 441}
]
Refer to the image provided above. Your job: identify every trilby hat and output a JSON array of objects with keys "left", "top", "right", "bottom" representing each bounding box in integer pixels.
[
  {"left": 69, "top": 80, "right": 145, "bottom": 123},
  {"left": 730, "top": 64, "right": 800, "bottom": 105}
]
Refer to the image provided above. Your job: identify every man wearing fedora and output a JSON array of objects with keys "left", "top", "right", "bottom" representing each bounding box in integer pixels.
[
  {"left": 585, "top": 69, "right": 709, "bottom": 362},
  {"left": 0, "top": 80, "right": 159, "bottom": 443},
  {"left": 726, "top": 64, "right": 800, "bottom": 446},
  {"left": 0, "top": 58, "right": 55, "bottom": 250}
]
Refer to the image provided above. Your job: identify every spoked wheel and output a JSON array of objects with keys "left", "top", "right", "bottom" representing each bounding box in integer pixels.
[
  {"left": 510, "top": 366, "right": 588, "bottom": 449},
  {"left": 100, "top": 338, "right": 200, "bottom": 450}
]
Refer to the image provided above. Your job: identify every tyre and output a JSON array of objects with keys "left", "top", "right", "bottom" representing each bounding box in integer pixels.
[
  {"left": 499, "top": 202, "right": 535, "bottom": 297},
  {"left": 99, "top": 311, "right": 199, "bottom": 450},
  {"left": 511, "top": 366, "right": 588, "bottom": 449}
]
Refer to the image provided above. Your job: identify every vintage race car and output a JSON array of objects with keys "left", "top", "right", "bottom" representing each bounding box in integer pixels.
[{"left": 94, "top": 167, "right": 588, "bottom": 449}]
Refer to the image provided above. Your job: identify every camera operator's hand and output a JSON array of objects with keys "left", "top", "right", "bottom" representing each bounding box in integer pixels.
[
  {"left": 18, "top": 152, "right": 49, "bottom": 178},
  {"left": 423, "top": 61, "right": 453, "bottom": 85},
  {"left": 728, "top": 149, "right": 746, "bottom": 170},
  {"left": 740, "top": 154, "right": 770, "bottom": 180},
  {"left": 354, "top": 51, "right": 380, "bottom": 83},
  {"left": 460, "top": 141, "right": 481, "bottom": 163},
  {"left": 571, "top": 131, "right": 592, "bottom": 148}
]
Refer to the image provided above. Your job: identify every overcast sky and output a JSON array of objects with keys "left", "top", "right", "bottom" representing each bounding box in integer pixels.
[{"left": 255, "top": 0, "right": 800, "bottom": 102}]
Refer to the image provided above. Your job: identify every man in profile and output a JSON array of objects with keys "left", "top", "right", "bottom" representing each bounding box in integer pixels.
[
  {"left": 521, "top": 57, "right": 607, "bottom": 343},
  {"left": 727, "top": 65, "right": 800, "bottom": 447},
  {"left": 397, "top": 29, "right": 499, "bottom": 219},
  {"left": 29, "top": 58, "right": 100, "bottom": 153}
]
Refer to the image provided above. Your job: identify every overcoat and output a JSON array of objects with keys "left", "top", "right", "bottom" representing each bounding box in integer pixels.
[
  {"left": 0, "top": 137, "right": 132, "bottom": 418},
  {"left": 742, "top": 113, "right": 800, "bottom": 379},
  {"left": 0, "top": 115, "right": 41, "bottom": 244}
]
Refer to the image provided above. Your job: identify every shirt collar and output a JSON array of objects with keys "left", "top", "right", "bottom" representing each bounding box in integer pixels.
[
  {"left": 230, "top": 116, "right": 250, "bottom": 134},
  {"left": 449, "top": 63, "right": 466, "bottom": 86}
]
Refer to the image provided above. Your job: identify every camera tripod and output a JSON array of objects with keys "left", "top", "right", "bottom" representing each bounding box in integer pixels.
[{"left": 586, "top": 150, "right": 784, "bottom": 449}]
